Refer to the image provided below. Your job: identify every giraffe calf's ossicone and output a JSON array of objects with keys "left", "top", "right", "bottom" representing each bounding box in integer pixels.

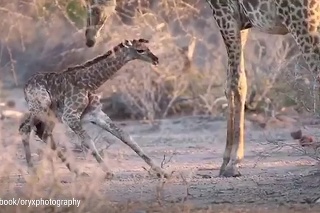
[{"left": 19, "top": 38, "right": 169, "bottom": 179}]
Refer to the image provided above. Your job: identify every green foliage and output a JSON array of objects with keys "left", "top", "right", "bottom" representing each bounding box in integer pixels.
[
  {"left": 32, "top": 0, "right": 86, "bottom": 28},
  {"left": 65, "top": 0, "right": 87, "bottom": 29}
]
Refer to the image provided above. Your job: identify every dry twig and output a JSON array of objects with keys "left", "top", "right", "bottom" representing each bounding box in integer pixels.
[{"left": 253, "top": 131, "right": 320, "bottom": 169}]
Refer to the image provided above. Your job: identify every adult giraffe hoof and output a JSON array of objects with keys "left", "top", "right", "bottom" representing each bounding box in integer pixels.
[{"left": 219, "top": 167, "right": 241, "bottom": 177}]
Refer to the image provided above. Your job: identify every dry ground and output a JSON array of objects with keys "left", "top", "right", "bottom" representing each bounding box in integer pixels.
[{"left": 1, "top": 89, "right": 320, "bottom": 212}]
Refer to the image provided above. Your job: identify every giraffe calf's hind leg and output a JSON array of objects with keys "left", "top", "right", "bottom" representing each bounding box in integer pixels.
[
  {"left": 43, "top": 120, "right": 92, "bottom": 178},
  {"left": 19, "top": 115, "right": 35, "bottom": 172}
]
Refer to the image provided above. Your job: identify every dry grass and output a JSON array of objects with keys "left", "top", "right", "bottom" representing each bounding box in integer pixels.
[
  {"left": 0, "top": 114, "right": 320, "bottom": 212},
  {"left": 0, "top": 116, "right": 320, "bottom": 212}
]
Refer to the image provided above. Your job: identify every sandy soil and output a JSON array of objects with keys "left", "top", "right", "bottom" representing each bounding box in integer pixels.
[{"left": 1, "top": 89, "right": 320, "bottom": 212}]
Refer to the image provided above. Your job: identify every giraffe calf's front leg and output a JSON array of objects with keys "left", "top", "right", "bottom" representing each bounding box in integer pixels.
[{"left": 83, "top": 110, "right": 170, "bottom": 179}]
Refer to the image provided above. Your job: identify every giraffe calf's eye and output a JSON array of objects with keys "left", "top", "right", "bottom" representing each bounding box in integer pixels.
[{"left": 137, "top": 50, "right": 145, "bottom": 53}]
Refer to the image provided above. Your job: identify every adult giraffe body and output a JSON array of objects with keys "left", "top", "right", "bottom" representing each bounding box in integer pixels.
[{"left": 84, "top": 0, "right": 319, "bottom": 177}]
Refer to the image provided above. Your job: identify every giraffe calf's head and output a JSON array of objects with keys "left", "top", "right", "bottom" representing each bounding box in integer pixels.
[{"left": 122, "top": 39, "right": 159, "bottom": 65}]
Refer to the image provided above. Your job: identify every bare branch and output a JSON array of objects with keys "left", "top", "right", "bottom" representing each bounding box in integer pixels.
[{"left": 0, "top": 6, "right": 33, "bottom": 20}]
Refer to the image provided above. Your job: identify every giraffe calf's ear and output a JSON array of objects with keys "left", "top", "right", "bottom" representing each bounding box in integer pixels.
[
  {"left": 123, "top": 40, "right": 132, "bottom": 47},
  {"left": 96, "top": 92, "right": 102, "bottom": 99}
]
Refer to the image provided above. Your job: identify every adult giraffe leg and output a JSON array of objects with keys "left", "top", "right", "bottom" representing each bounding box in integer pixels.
[
  {"left": 239, "top": 30, "right": 250, "bottom": 81},
  {"left": 217, "top": 20, "right": 247, "bottom": 178},
  {"left": 222, "top": 29, "right": 248, "bottom": 176}
]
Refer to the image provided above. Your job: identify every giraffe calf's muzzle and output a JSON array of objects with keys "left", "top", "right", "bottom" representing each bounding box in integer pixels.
[
  {"left": 153, "top": 59, "right": 159, "bottom": 66},
  {"left": 151, "top": 55, "right": 159, "bottom": 66}
]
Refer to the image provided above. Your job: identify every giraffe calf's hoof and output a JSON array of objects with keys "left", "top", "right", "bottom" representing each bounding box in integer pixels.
[
  {"left": 76, "top": 172, "right": 90, "bottom": 179},
  {"left": 104, "top": 172, "right": 114, "bottom": 180},
  {"left": 219, "top": 167, "right": 241, "bottom": 178},
  {"left": 80, "top": 172, "right": 90, "bottom": 177},
  {"left": 156, "top": 171, "right": 170, "bottom": 179},
  {"left": 27, "top": 168, "right": 38, "bottom": 176},
  {"left": 26, "top": 168, "right": 40, "bottom": 182}
]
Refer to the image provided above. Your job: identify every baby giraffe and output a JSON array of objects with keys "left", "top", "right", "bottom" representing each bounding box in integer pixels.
[{"left": 19, "top": 39, "right": 169, "bottom": 179}]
